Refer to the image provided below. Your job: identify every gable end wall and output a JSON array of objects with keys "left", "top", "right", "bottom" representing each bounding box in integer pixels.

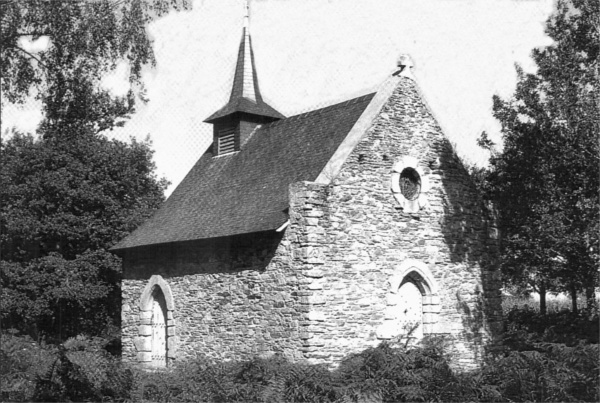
[{"left": 291, "top": 77, "right": 502, "bottom": 369}]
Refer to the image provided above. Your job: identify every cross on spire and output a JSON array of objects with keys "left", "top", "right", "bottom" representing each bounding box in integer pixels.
[{"left": 243, "top": 0, "right": 249, "bottom": 29}]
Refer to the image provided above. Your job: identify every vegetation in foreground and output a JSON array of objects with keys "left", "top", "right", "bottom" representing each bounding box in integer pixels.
[{"left": 2, "top": 301, "right": 598, "bottom": 403}]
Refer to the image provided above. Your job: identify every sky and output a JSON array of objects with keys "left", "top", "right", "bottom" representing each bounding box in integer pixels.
[{"left": 2, "top": 0, "right": 555, "bottom": 196}]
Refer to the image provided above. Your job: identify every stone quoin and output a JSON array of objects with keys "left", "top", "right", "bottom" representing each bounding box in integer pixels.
[{"left": 112, "top": 4, "right": 503, "bottom": 370}]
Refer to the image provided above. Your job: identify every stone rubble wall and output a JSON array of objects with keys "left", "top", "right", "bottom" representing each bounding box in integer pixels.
[
  {"left": 293, "top": 77, "right": 502, "bottom": 369},
  {"left": 120, "top": 75, "right": 502, "bottom": 370},
  {"left": 121, "top": 232, "right": 306, "bottom": 365}
]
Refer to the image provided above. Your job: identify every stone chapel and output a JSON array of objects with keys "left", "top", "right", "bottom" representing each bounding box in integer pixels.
[{"left": 112, "top": 6, "right": 503, "bottom": 370}]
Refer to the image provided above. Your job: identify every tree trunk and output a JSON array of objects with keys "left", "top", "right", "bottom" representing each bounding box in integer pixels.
[
  {"left": 570, "top": 283, "right": 578, "bottom": 314},
  {"left": 585, "top": 286, "right": 597, "bottom": 314},
  {"left": 539, "top": 282, "right": 547, "bottom": 315}
]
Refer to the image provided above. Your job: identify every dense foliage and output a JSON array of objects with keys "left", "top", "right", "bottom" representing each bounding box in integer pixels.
[
  {"left": 1, "top": 0, "right": 190, "bottom": 134},
  {"left": 0, "top": 0, "right": 189, "bottom": 341},
  {"left": 0, "top": 129, "right": 167, "bottom": 340},
  {"left": 479, "top": 0, "right": 599, "bottom": 312},
  {"left": 2, "top": 314, "right": 598, "bottom": 403}
]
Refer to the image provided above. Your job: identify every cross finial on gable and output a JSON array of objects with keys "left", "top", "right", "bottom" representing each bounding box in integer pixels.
[{"left": 396, "top": 54, "right": 415, "bottom": 79}]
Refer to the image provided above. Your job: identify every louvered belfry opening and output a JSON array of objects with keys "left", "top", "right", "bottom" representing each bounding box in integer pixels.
[{"left": 217, "top": 125, "right": 236, "bottom": 155}]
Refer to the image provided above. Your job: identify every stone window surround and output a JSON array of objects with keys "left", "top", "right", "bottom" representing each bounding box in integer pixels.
[
  {"left": 378, "top": 259, "right": 441, "bottom": 339},
  {"left": 391, "top": 156, "right": 431, "bottom": 214},
  {"left": 136, "top": 275, "right": 177, "bottom": 364}
]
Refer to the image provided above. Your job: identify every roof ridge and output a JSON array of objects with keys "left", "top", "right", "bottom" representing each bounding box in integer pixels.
[{"left": 264, "top": 92, "right": 375, "bottom": 128}]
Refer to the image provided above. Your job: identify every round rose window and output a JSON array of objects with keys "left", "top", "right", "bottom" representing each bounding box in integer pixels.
[{"left": 399, "top": 168, "right": 421, "bottom": 201}]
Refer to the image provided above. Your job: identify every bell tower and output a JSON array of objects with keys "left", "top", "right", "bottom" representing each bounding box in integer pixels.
[{"left": 204, "top": 0, "right": 284, "bottom": 156}]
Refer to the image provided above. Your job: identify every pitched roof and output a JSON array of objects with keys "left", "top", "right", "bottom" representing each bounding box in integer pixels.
[
  {"left": 205, "top": 28, "right": 284, "bottom": 123},
  {"left": 113, "top": 92, "right": 375, "bottom": 251}
]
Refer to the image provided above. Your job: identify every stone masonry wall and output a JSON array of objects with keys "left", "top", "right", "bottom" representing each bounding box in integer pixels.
[
  {"left": 120, "top": 75, "right": 502, "bottom": 370},
  {"left": 121, "top": 231, "right": 306, "bottom": 365},
  {"left": 294, "top": 76, "right": 503, "bottom": 369}
]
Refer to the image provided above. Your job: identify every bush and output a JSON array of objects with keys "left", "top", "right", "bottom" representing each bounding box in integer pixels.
[
  {"left": 129, "top": 342, "right": 501, "bottom": 403},
  {"left": 505, "top": 305, "right": 599, "bottom": 346},
  {"left": 0, "top": 331, "right": 55, "bottom": 402},
  {"left": 3, "top": 307, "right": 599, "bottom": 402},
  {"left": 483, "top": 342, "right": 599, "bottom": 402},
  {"left": 1, "top": 332, "right": 132, "bottom": 402}
]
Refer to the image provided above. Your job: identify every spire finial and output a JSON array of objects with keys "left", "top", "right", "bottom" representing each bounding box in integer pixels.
[{"left": 243, "top": 0, "right": 249, "bottom": 30}]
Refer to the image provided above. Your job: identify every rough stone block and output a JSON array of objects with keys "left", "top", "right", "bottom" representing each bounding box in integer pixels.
[
  {"left": 386, "top": 294, "right": 399, "bottom": 306},
  {"left": 167, "top": 336, "right": 178, "bottom": 352},
  {"left": 137, "top": 352, "right": 152, "bottom": 362},
  {"left": 307, "top": 280, "right": 324, "bottom": 290},
  {"left": 422, "top": 303, "right": 440, "bottom": 313},
  {"left": 422, "top": 313, "right": 436, "bottom": 324},
  {"left": 428, "top": 295, "right": 441, "bottom": 305},
  {"left": 134, "top": 336, "right": 151, "bottom": 352},
  {"left": 307, "top": 311, "right": 326, "bottom": 321},
  {"left": 308, "top": 295, "right": 326, "bottom": 305},
  {"left": 357, "top": 296, "right": 377, "bottom": 307},
  {"left": 304, "top": 338, "right": 325, "bottom": 347},
  {"left": 306, "top": 257, "right": 325, "bottom": 264},
  {"left": 138, "top": 325, "right": 151, "bottom": 336},
  {"left": 433, "top": 322, "right": 452, "bottom": 334},
  {"left": 303, "top": 269, "right": 324, "bottom": 278}
]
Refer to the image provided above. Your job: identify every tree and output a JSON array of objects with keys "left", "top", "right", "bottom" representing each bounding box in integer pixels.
[
  {"left": 0, "top": 130, "right": 168, "bottom": 339},
  {"left": 0, "top": 0, "right": 188, "bottom": 340},
  {"left": 482, "top": 0, "right": 599, "bottom": 313},
  {"left": 1, "top": 0, "right": 190, "bottom": 134}
]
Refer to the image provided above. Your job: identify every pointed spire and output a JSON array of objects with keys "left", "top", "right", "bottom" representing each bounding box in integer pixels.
[
  {"left": 240, "top": 0, "right": 256, "bottom": 102},
  {"left": 204, "top": 0, "right": 284, "bottom": 123}
]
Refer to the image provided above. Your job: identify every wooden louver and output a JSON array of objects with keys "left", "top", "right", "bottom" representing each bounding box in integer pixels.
[{"left": 218, "top": 127, "right": 236, "bottom": 155}]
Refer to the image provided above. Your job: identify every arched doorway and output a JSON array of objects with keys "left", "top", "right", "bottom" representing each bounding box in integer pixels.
[
  {"left": 138, "top": 275, "right": 175, "bottom": 367},
  {"left": 150, "top": 287, "right": 168, "bottom": 367},
  {"left": 397, "top": 280, "right": 423, "bottom": 340},
  {"left": 377, "top": 260, "right": 440, "bottom": 341}
]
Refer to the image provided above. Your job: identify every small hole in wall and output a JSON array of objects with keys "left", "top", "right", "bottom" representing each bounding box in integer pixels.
[
  {"left": 358, "top": 154, "right": 366, "bottom": 163},
  {"left": 383, "top": 155, "right": 389, "bottom": 161}
]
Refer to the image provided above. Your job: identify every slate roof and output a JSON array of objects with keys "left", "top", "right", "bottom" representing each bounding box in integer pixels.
[
  {"left": 113, "top": 92, "right": 375, "bottom": 251},
  {"left": 205, "top": 29, "right": 284, "bottom": 123}
]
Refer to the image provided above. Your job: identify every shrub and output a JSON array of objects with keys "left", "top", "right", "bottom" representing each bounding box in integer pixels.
[
  {"left": 1, "top": 332, "right": 132, "bottom": 402},
  {"left": 0, "top": 331, "right": 55, "bottom": 402},
  {"left": 505, "top": 305, "right": 599, "bottom": 346},
  {"left": 483, "top": 341, "right": 600, "bottom": 402}
]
